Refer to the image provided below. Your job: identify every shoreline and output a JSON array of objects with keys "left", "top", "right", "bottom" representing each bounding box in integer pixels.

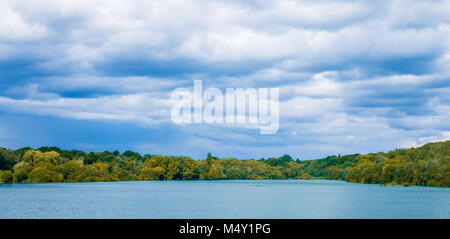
[{"left": 1, "top": 178, "right": 447, "bottom": 188}]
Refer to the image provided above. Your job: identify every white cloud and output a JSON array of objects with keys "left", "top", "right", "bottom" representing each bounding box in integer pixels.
[
  {"left": 0, "top": 0, "right": 449, "bottom": 158},
  {"left": 1, "top": 0, "right": 448, "bottom": 69},
  {"left": 0, "top": 1, "right": 48, "bottom": 41},
  {"left": 0, "top": 93, "right": 173, "bottom": 126},
  {"left": 400, "top": 131, "right": 450, "bottom": 148},
  {"left": 32, "top": 75, "right": 182, "bottom": 95}
]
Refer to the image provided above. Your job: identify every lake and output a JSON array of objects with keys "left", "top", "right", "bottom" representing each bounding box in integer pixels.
[{"left": 0, "top": 180, "right": 449, "bottom": 218}]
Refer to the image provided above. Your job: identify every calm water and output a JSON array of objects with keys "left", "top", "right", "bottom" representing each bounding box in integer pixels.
[{"left": 0, "top": 180, "right": 449, "bottom": 218}]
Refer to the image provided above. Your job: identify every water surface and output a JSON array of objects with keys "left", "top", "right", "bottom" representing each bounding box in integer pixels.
[{"left": 0, "top": 180, "right": 449, "bottom": 218}]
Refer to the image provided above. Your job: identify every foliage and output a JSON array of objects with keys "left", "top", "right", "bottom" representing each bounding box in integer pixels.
[
  {"left": 0, "top": 170, "right": 13, "bottom": 183},
  {"left": 0, "top": 141, "right": 448, "bottom": 187},
  {"left": 29, "top": 167, "right": 64, "bottom": 183}
]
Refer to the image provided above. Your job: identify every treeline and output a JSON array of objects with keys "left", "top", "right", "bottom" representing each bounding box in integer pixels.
[
  {"left": 0, "top": 141, "right": 449, "bottom": 187},
  {"left": 301, "top": 141, "right": 449, "bottom": 187}
]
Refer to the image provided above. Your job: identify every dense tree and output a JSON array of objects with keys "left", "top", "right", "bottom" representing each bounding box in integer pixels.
[
  {"left": 29, "top": 167, "right": 64, "bottom": 182},
  {"left": 207, "top": 164, "right": 226, "bottom": 179},
  {"left": 0, "top": 148, "right": 20, "bottom": 170},
  {"left": 0, "top": 141, "right": 448, "bottom": 187},
  {"left": 122, "top": 150, "right": 142, "bottom": 161},
  {"left": 13, "top": 161, "right": 33, "bottom": 182},
  {"left": 0, "top": 170, "right": 13, "bottom": 183}
]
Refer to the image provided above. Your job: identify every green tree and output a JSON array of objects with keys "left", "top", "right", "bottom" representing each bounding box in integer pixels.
[
  {"left": 0, "top": 170, "right": 13, "bottom": 183},
  {"left": 29, "top": 167, "right": 64, "bottom": 182},
  {"left": 140, "top": 166, "right": 166, "bottom": 180},
  {"left": 207, "top": 165, "right": 225, "bottom": 180},
  {"left": 13, "top": 161, "right": 33, "bottom": 182}
]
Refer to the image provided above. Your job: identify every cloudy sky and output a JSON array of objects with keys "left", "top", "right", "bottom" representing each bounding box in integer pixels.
[{"left": 0, "top": 0, "right": 449, "bottom": 159}]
